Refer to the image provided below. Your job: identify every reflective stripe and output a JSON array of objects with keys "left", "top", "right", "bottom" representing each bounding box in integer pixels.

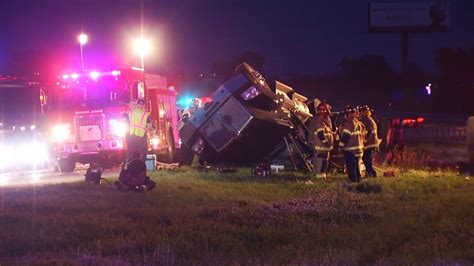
[
  {"left": 129, "top": 108, "right": 149, "bottom": 137},
  {"left": 314, "top": 146, "right": 332, "bottom": 151},
  {"left": 364, "top": 143, "right": 379, "bottom": 149},
  {"left": 139, "top": 111, "right": 147, "bottom": 126},
  {"left": 133, "top": 125, "right": 147, "bottom": 129},
  {"left": 345, "top": 146, "right": 363, "bottom": 151},
  {"left": 313, "top": 118, "right": 333, "bottom": 151}
]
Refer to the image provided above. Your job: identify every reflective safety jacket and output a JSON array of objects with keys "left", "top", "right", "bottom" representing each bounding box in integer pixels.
[
  {"left": 361, "top": 115, "right": 380, "bottom": 150},
  {"left": 338, "top": 119, "right": 364, "bottom": 157},
  {"left": 314, "top": 116, "right": 334, "bottom": 152},
  {"left": 129, "top": 107, "right": 149, "bottom": 137}
]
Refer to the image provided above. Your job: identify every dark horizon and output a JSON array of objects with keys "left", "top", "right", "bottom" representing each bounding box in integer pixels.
[{"left": 0, "top": 0, "right": 473, "bottom": 77}]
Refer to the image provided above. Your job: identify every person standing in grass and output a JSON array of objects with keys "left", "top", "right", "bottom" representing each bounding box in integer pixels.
[
  {"left": 384, "top": 118, "right": 404, "bottom": 166},
  {"left": 125, "top": 99, "right": 152, "bottom": 162},
  {"left": 312, "top": 102, "right": 334, "bottom": 179},
  {"left": 360, "top": 105, "right": 380, "bottom": 177},
  {"left": 339, "top": 105, "right": 365, "bottom": 182}
]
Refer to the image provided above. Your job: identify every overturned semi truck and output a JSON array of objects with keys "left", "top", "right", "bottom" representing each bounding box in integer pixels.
[{"left": 178, "top": 63, "right": 317, "bottom": 169}]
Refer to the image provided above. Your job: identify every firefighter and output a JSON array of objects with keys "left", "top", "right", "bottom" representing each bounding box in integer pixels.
[
  {"left": 312, "top": 102, "right": 334, "bottom": 179},
  {"left": 384, "top": 118, "right": 404, "bottom": 165},
  {"left": 355, "top": 105, "right": 362, "bottom": 121},
  {"left": 116, "top": 151, "right": 156, "bottom": 192},
  {"left": 339, "top": 105, "right": 365, "bottom": 182},
  {"left": 125, "top": 99, "right": 152, "bottom": 162},
  {"left": 360, "top": 105, "right": 380, "bottom": 177}
]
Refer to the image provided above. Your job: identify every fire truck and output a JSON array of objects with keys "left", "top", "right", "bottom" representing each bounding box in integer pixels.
[{"left": 45, "top": 67, "right": 179, "bottom": 172}]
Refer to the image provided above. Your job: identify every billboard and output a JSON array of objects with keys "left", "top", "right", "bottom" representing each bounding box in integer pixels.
[{"left": 369, "top": 2, "right": 450, "bottom": 32}]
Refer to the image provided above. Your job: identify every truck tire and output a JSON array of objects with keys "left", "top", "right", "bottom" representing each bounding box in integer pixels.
[
  {"left": 166, "top": 127, "right": 176, "bottom": 163},
  {"left": 467, "top": 117, "right": 474, "bottom": 175},
  {"left": 58, "top": 158, "right": 75, "bottom": 172}
]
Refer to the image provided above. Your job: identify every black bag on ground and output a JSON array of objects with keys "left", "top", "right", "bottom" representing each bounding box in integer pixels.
[
  {"left": 116, "top": 158, "right": 155, "bottom": 192},
  {"left": 85, "top": 164, "right": 103, "bottom": 185}
]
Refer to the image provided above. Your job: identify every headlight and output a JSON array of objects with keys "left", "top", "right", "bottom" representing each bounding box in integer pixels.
[
  {"left": 0, "top": 142, "right": 48, "bottom": 169},
  {"left": 150, "top": 137, "right": 160, "bottom": 146},
  {"left": 0, "top": 145, "right": 13, "bottom": 169},
  {"left": 109, "top": 119, "right": 128, "bottom": 137},
  {"left": 28, "top": 142, "right": 49, "bottom": 166},
  {"left": 51, "top": 123, "right": 71, "bottom": 142}
]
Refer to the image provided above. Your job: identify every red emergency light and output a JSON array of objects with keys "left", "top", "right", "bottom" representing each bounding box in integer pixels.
[
  {"left": 200, "top": 97, "right": 212, "bottom": 105},
  {"left": 60, "top": 70, "right": 121, "bottom": 81},
  {"left": 402, "top": 118, "right": 413, "bottom": 125},
  {"left": 402, "top": 117, "right": 425, "bottom": 126}
]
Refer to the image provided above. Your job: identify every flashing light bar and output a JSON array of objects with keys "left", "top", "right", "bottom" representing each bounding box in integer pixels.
[
  {"left": 60, "top": 70, "right": 121, "bottom": 81},
  {"left": 177, "top": 96, "right": 213, "bottom": 109},
  {"left": 402, "top": 117, "right": 425, "bottom": 126},
  {"left": 90, "top": 71, "right": 100, "bottom": 80}
]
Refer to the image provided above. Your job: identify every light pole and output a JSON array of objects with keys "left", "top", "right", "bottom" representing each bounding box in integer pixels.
[
  {"left": 133, "top": 37, "right": 151, "bottom": 70},
  {"left": 78, "top": 33, "right": 88, "bottom": 71}
]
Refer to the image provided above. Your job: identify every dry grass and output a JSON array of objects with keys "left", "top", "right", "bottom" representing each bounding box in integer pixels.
[{"left": 0, "top": 167, "right": 473, "bottom": 264}]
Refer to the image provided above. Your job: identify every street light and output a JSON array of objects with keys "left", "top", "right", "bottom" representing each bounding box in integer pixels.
[
  {"left": 78, "top": 33, "right": 88, "bottom": 71},
  {"left": 133, "top": 37, "right": 151, "bottom": 70}
]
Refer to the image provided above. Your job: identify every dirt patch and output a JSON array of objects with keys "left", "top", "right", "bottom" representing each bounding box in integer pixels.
[{"left": 260, "top": 191, "right": 373, "bottom": 216}]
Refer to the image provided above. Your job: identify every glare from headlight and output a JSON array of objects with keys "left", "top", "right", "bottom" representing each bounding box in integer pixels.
[
  {"left": 0, "top": 142, "right": 48, "bottom": 170},
  {"left": 31, "top": 173, "right": 42, "bottom": 183},
  {"left": 0, "top": 173, "right": 8, "bottom": 186},
  {"left": 29, "top": 142, "right": 49, "bottom": 166},
  {"left": 109, "top": 119, "right": 128, "bottom": 137},
  {"left": 0, "top": 145, "right": 13, "bottom": 169},
  {"left": 150, "top": 137, "right": 160, "bottom": 146},
  {"left": 51, "top": 124, "right": 71, "bottom": 142}
]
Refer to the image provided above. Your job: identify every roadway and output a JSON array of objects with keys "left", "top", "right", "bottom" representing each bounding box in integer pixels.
[{"left": 0, "top": 165, "right": 121, "bottom": 187}]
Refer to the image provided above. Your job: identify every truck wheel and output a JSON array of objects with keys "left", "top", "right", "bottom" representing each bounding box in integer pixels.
[
  {"left": 166, "top": 127, "right": 176, "bottom": 163},
  {"left": 58, "top": 159, "right": 75, "bottom": 172},
  {"left": 467, "top": 117, "right": 474, "bottom": 175}
]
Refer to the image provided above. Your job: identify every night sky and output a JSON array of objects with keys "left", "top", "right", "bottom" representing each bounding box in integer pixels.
[{"left": 0, "top": 0, "right": 473, "bottom": 76}]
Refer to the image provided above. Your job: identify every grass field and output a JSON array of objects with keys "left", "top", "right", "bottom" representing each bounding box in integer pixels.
[{"left": 1, "top": 168, "right": 473, "bottom": 265}]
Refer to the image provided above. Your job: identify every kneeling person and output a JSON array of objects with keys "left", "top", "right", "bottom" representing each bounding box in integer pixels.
[{"left": 116, "top": 151, "right": 156, "bottom": 192}]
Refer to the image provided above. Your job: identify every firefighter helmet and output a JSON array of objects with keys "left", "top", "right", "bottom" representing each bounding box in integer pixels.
[
  {"left": 361, "top": 105, "right": 374, "bottom": 113},
  {"left": 193, "top": 98, "right": 203, "bottom": 108},
  {"left": 316, "top": 102, "right": 331, "bottom": 115},
  {"left": 344, "top": 105, "right": 357, "bottom": 114}
]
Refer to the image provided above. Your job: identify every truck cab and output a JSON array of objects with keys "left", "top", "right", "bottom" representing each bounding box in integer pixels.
[{"left": 45, "top": 68, "right": 179, "bottom": 172}]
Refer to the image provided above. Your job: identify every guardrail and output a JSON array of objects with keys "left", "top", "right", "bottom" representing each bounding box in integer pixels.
[{"left": 404, "top": 126, "right": 467, "bottom": 144}]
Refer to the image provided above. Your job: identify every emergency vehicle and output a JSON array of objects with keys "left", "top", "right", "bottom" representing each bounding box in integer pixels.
[
  {"left": 45, "top": 67, "right": 179, "bottom": 172},
  {"left": 0, "top": 75, "right": 49, "bottom": 171}
]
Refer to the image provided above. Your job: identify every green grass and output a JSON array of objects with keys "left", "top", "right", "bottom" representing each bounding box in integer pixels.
[{"left": 1, "top": 168, "right": 473, "bottom": 264}]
